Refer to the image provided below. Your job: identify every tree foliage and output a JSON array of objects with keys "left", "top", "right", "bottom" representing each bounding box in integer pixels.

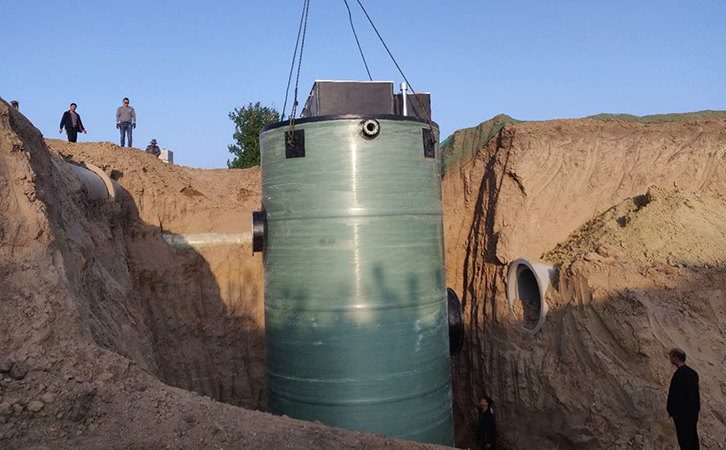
[{"left": 227, "top": 102, "right": 281, "bottom": 169}]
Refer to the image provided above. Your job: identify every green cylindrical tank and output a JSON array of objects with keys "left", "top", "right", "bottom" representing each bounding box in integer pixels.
[{"left": 258, "top": 115, "right": 453, "bottom": 445}]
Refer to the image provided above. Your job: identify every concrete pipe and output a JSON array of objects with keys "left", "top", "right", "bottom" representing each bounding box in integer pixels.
[
  {"left": 506, "top": 258, "right": 554, "bottom": 334},
  {"left": 64, "top": 162, "right": 120, "bottom": 201}
]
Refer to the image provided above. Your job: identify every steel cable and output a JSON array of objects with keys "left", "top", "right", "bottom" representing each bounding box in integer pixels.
[
  {"left": 343, "top": 0, "right": 372, "bottom": 81},
  {"left": 354, "top": 0, "right": 436, "bottom": 141},
  {"left": 282, "top": 0, "right": 309, "bottom": 120}
]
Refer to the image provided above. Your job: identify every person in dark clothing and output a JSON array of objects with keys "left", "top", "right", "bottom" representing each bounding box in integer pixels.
[
  {"left": 59, "top": 103, "right": 87, "bottom": 142},
  {"left": 478, "top": 397, "right": 496, "bottom": 450},
  {"left": 667, "top": 348, "right": 700, "bottom": 450},
  {"left": 145, "top": 139, "right": 161, "bottom": 157}
]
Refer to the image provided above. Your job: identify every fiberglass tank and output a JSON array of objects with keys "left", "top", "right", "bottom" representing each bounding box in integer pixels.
[{"left": 253, "top": 81, "right": 454, "bottom": 445}]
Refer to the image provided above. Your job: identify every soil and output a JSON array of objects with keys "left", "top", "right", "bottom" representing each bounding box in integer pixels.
[
  {"left": 443, "top": 118, "right": 726, "bottom": 449},
  {"left": 545, "top": 186, "right": 726, "bottom": 267},
  {"left": 3, "top": 93, "right": 726, "bottom": 449},
  {"left": 44, "top": 137, "right": 267, "bottom": 412},
  {"left": 511, "top": 295, "right": 541, "bottom": 332},
  {"left": 0, "top": 98, "right": 445, "bottom": 450}
]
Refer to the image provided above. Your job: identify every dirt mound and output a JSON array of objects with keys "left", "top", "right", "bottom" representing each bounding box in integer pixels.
[
  {"left": 440, "top": 111, "right": 726, "bottom": 178},
  {"left": 588, "top": 109, "right": 726, "bottom": 124},
  {"left": 546, "top": 187, "right": 726, "bottom": 267},
  {"left": 443, "top": 117, "right": 726, "bottom": 272},
  {"left": 0, "top": 98, "right": 442, "bottom": 449},
  {"left": 443, "top": 118, "right": 726, "bottom": 449}
]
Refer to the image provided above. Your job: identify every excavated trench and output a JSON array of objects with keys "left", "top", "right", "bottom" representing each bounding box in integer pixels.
[
  {"left": 40, "top": 137, "right": 269, "bottom": 412},
  {"left": 48, "top": 141, "right": 469, "bottom": 441},
  {"left": 50, "top": 121, "right": 720, "bottom": 449},
  {"left": 9, "top": 99, "right": 726, "bottom": 449},
  {"left": 5, "top": 97, "right": 462, "bottom": 448},
  {"left": 103, "top": 191, "right": 266, "bottom": 411}
]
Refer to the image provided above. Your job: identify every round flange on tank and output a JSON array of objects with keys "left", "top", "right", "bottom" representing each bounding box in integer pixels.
[{"left": 257, "top": 115, "right": 453, "bottom": 446}]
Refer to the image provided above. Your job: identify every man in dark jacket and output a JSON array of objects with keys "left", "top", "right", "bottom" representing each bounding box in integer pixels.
[
  {"left": 478, "top": 397, "right": 496, "bottom": 450},
  {"left": 59, "top": 103, "right": 87, "bottom": 142},
  {"left": 667, "top": 348, "right": 700, "bottom": 450}
]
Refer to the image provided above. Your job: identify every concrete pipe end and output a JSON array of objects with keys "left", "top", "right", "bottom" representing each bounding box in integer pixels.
[
  {"left": 61, "top": 160, "right": 120, "bottom": 202},
  {"left": 85, "top": 164, "right": 121, "bottom": 201},
  {"left": 505, "top": 258, "right": 555, "bottom": 334}
]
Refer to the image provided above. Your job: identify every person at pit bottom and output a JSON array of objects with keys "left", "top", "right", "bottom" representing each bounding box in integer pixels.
[
  {"left": 667, "top": 348, "right": 700, "bottom": 450},
  {"left": 59, "top": 103, "right": 87, "bottom": 142},
  {"left": 478, "top": 396, "right": 496, "bottom": 450}
]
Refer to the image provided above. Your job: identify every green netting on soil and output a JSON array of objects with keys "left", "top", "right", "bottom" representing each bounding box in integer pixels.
[
  {"left": 587, "top": 110, "right": 726, "bottom": 124},
  {"left": 440, "top": 114, "right": 521, "bottom": 175},
  {"left": 440, "top": 110, "right": 726, "bottom": 176}
]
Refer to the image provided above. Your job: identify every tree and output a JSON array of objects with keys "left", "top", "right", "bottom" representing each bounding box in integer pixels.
[{"left": 227, "top": 102, "right": 281, "bottom": 169}]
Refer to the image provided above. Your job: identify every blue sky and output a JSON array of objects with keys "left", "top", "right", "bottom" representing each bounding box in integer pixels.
[{"left": 2, "top": 0, "right": 724, "bottom": 168}]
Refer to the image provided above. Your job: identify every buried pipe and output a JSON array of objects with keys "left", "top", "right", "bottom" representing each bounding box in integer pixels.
[
  {"left": 505, "top": 258, "right": 555, "bottom": 334},
  {"left": 67, "top": 163, "right": 120, "bottom": 201},
  {"left": 162, "top": 232, "right": 252, "bottom": 251},
  {"left": 53, "top": 159, "right": 120, "bottom": 201}
]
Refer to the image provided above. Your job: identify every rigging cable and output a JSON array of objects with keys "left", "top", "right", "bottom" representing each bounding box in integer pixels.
[
  {"left": 282, "top": 0, "right": 309, "bottom": 120},
  {"left": 354, "top": 0, "right": 436, "bottom": 141},
  {"left": 288, "top": 0, "right": 311, "bottom": 143},
  {"left": 343, "top": 0, "right": 372, "bottom": 81}
]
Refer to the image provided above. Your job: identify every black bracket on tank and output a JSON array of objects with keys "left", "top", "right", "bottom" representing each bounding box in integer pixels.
[
  {"left": 285, "top": 129, "right": 305, "bottom": 158},
  {"left": 447, "top": 288, "right": 465, "bottom": 356},
  {"left": 252, "top": 209, "right": 267, "bottom": 254},
  {"left": 423, "top": 129, "right": 435, "bottom": 159}
]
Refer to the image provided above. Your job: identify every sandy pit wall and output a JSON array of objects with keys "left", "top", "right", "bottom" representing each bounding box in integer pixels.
[
  {"left": 45, "top": 138, "right": 266, "bottom": 410},
  {"left": 442, "top": 118, "right": 726, "bottom": 449}
]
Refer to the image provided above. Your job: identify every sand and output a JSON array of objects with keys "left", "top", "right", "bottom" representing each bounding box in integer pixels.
[{"left": 545, "top": 186, "right": 726, "bottom": 267}]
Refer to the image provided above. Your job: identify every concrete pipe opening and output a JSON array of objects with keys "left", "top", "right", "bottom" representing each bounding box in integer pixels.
[
  {"left": 506, "top": 259, "right": 553, "bottom": 334},
  {"left": 54, "top": 159, "right": 120, "bottom": 202}
]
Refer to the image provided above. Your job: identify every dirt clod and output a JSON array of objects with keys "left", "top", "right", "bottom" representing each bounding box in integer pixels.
[
  {"left": 27, "top": 401, "right": 44, "bottom": 413},
  {"left": 0, "top": 359, "right": 12, "bottom": 373},
  {"left": 8, "top": 363, "right": 29, "bottom": 381}
]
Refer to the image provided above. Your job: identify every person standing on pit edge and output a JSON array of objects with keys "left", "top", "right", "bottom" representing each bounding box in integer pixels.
[
  {"left": 59, "top": 103, "right": 87, "bottom": 142},
  {"left": 478, "top": 397, "right": 496, "bottom": 450},
  {"left": 116, "top": 97, "right": 136, "bottom": 147},
  {"left": 667, "top": 348, "right": 700, "bottom": 450}
]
